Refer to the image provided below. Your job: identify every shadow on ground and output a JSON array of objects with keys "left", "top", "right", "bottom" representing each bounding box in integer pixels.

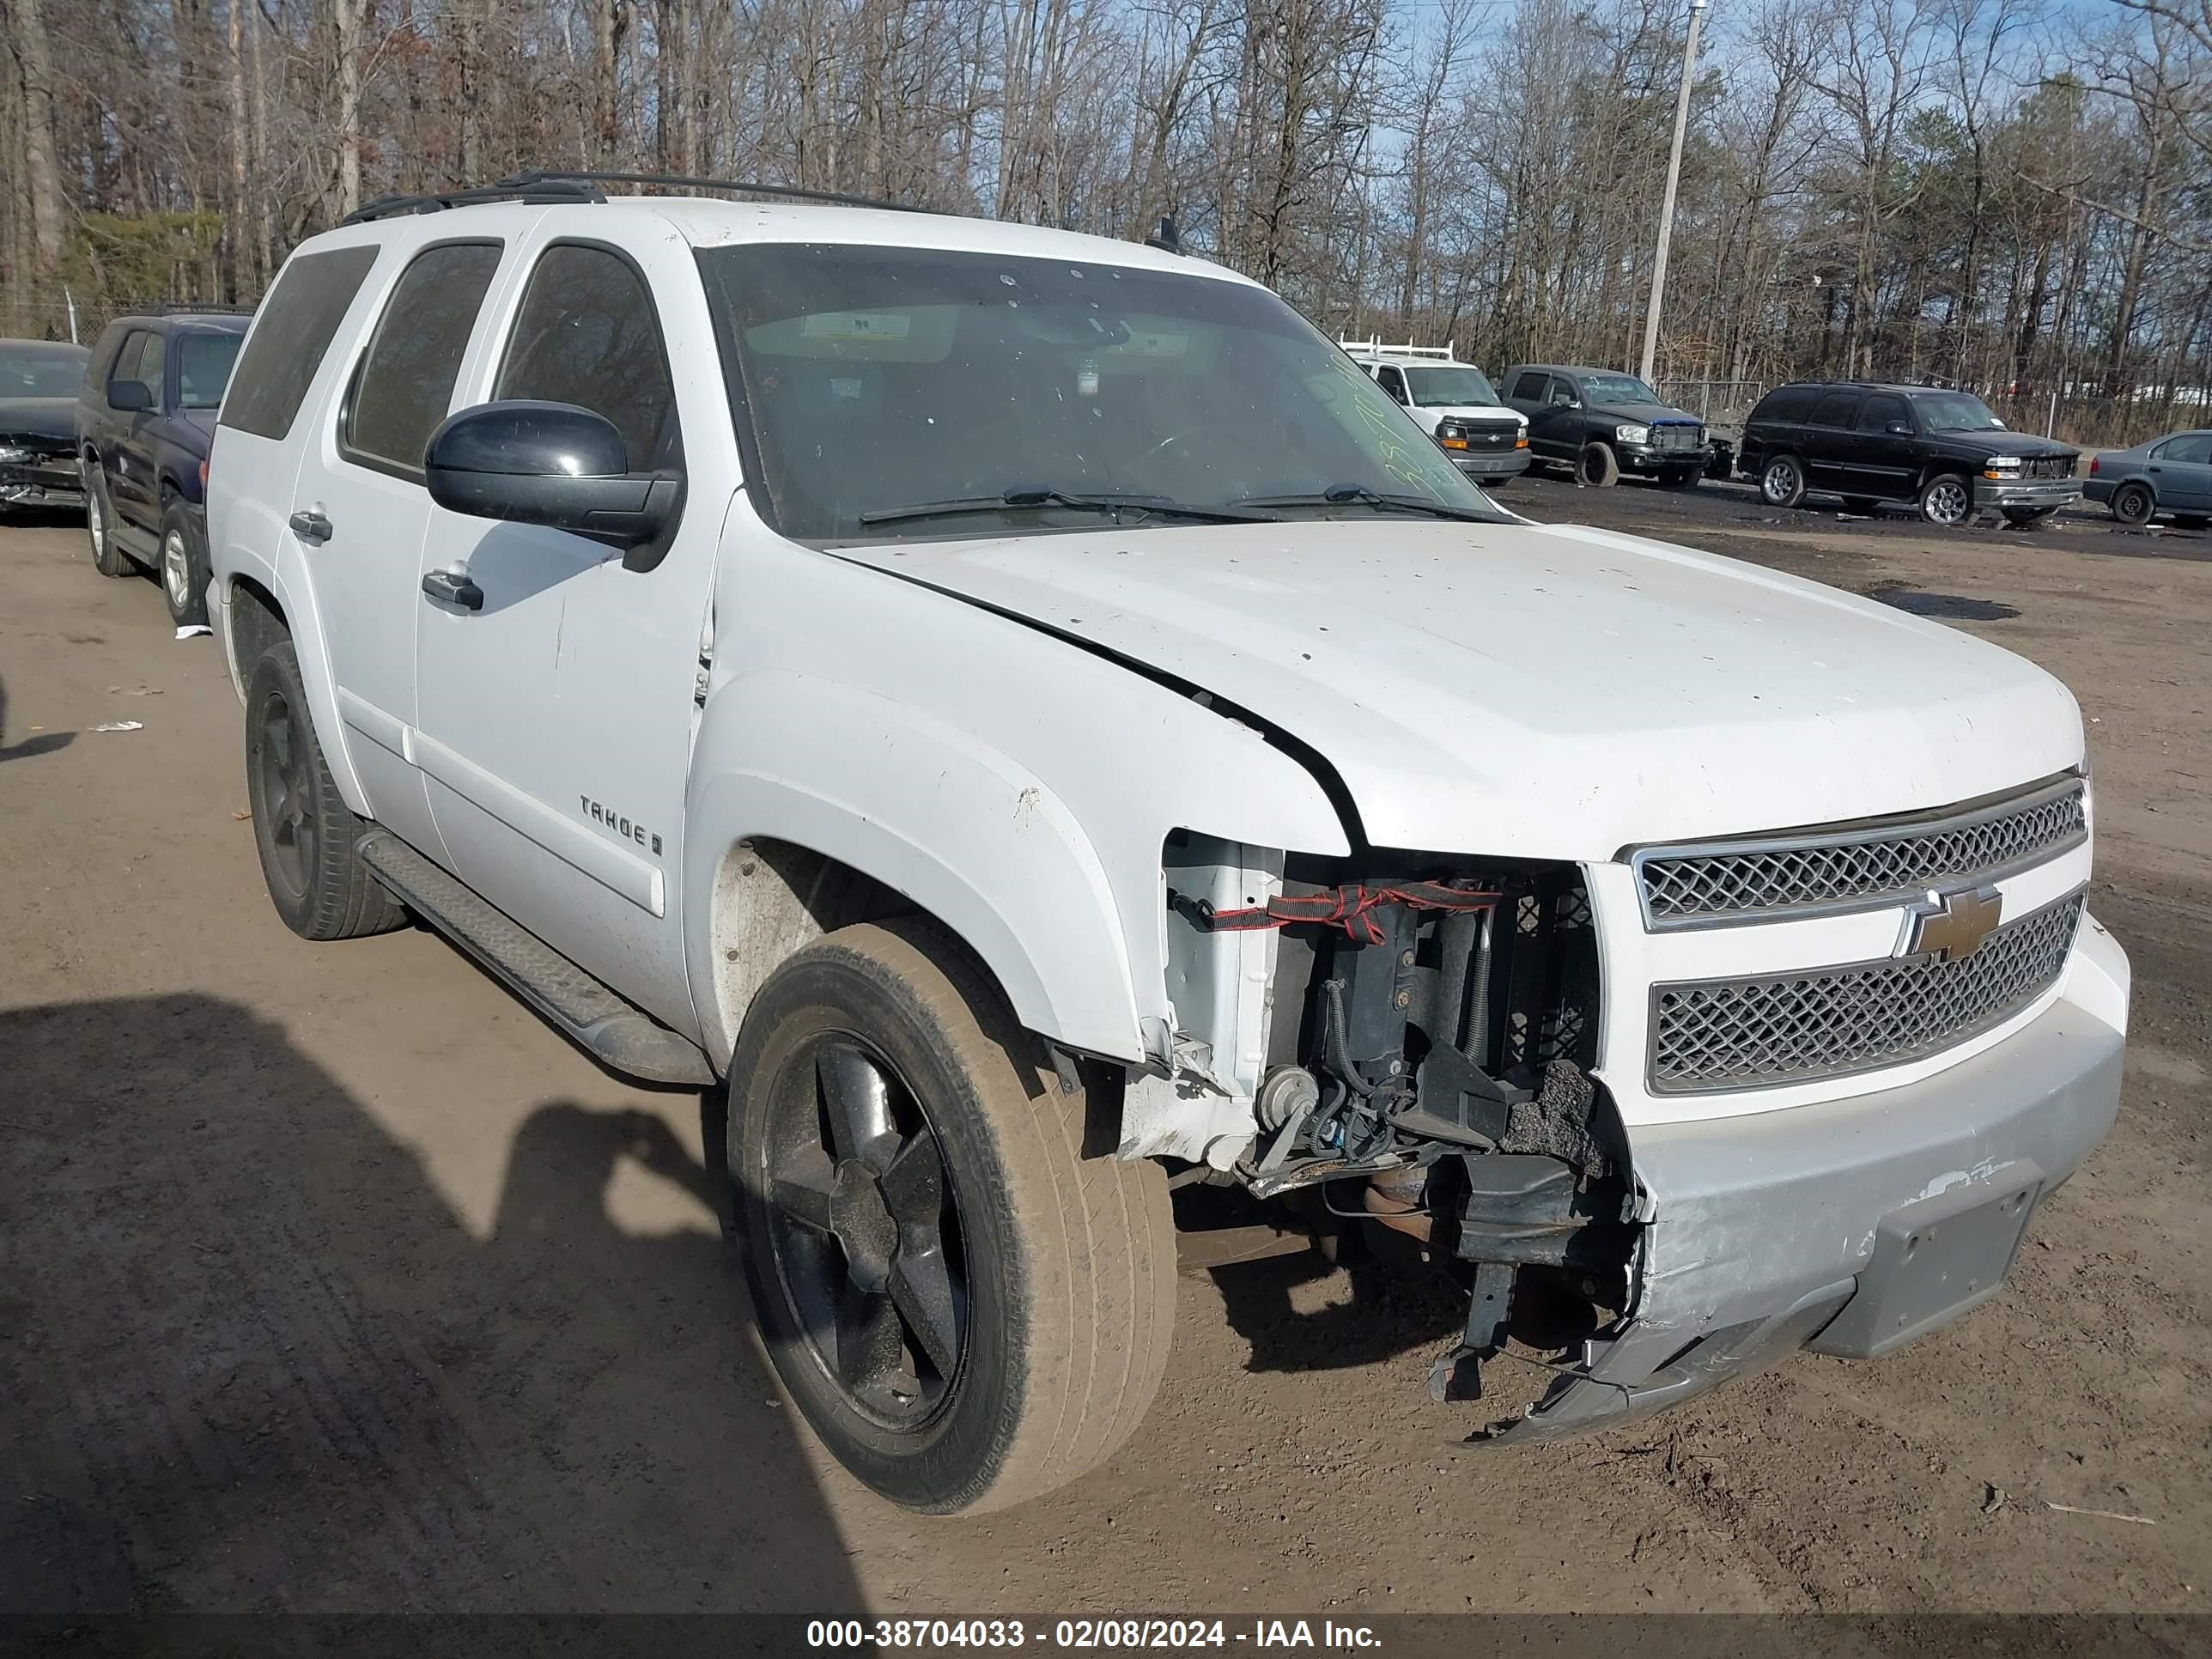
[
  {"left": 0, "top": 995, "right": 860, "bottom": 1627},
  {"left": 0, "top": 675, "right": 74, "bottom": 763}
]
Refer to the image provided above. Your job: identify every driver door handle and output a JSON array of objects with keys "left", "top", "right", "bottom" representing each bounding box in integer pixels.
[
  {"left": 421, "top": 568, "right": 484, "bottom": 611},
  {"left": 288, "top": 509, "right": 332, "bottom": 544}
]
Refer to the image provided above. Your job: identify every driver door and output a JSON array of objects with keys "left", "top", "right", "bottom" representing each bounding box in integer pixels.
[{"left": 411, "top": 234, "right": 726, "bottom": 1034}]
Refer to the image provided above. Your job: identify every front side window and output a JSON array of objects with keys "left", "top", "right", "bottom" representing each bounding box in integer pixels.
[
  {"left": 1375, "top": 365, "right": 1409, "bottom": 404},
  {"left": 697, "top": 244, "right": 1487, "bottom": 542},
  {"left": 1912, "top": 392, "right": 2005, "bottom": 433},
  {"left": 1858, "top": 392, "right": 1909, "bottom": 433},
  {"left": 1406, "top": 365, "right": 1501, "bottom": 408},
  {"left": 1577, "top": 373, "right": 1661, "bottom": 406},
  {"left": 176, "top": 331, "right": 246, "bottom": 410},
  {"left": 346, "top": 242, "right": 504, "bottom": 471},
  {"left": 222, "top": 245, "right": 381, "bottom": 441},
  {"left": 110, "top": 331, "right": 161, "bottom": 405},
  {"left": 497, "top": 244, "right": 679, "bottom": 471}
]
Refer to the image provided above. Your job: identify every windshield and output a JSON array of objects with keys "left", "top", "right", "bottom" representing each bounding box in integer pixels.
[
  {"left": 696, "top": 244, "right": 1491, "bottom": 540},
  {"left": 1911, "top": 391, "right": 2006, "bottom": 432},
  {"left": 176, "top": 331, "right": 244, "bottom": 410},
  {"left": 1576, "top": 373, "right": 1662, "bottom": 406},
  {"left": 0, "top": 343, "right": 88, "bottom": 398},
  {"left": 1404, "top": 365, "right": 1500, "bottom": 407}
]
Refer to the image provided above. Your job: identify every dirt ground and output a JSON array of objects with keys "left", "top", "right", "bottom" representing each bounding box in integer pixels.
[{"left": 2, "top": 477, "right": 2207, "bottom": 1626}]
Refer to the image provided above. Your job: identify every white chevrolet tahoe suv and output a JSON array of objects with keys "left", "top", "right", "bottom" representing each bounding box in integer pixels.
[
  {"left": 1340, "top": 338, "right": 1530, "bottom": 485},
  {"left": 207, "top": 175, "right": 2130, "bottom": 1516}
]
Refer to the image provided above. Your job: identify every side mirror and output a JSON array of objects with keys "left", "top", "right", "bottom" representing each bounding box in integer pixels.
[
  {"left": 107, "top": 380, "right": 154, "bottom": 413},
  {"left": 1886, "top": 420, "right": 1913, "bottom": 436},
  {"left": 424, "top": 401, "right": 680, "bottom": 556}
]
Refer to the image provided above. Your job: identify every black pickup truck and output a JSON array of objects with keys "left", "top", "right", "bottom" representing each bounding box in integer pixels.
[
  {"left": 1502, "top": 363, "right": 1716, "bottom": 488},
  {"left": 76, "top": 307, "right": 252, "bottom": 626}
]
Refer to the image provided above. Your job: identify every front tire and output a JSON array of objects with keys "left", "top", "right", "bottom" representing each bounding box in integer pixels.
[
  {"left": 1577, "top": 441, "right": 1620, "bottom": 487},
  {"left": 1759, "top": 453, "right": 1807, "bottom": 507},
  {"left": 732, "top": 920, "right": 1175, "bottom": 1515},
  {"left": 245, "top": 639, "right": 407, "bottom": 940},
  {"left": 1919, "top": 472, "right": 1973, "bottom": 526},
  {"left": 160, "top": 502, "right": 211, "bottom": 627},
  {"left": 88, "top": 468, "right": 133, "bottom": 577}
]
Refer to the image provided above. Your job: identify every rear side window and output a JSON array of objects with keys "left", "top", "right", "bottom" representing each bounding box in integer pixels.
[
  {"left": 1511, "top": 371, "right": 1549, "bottom": 401},
  {"left": 1808, "top": 391, "right": 1860, "bottom": 428},
  {"left": 2154, "top": 433, "right": 2212, "bottom": 465},
  {"left": 496, "top": 244, "right": 679, "bottom": 471},
  {"left": 343, "top": 242, "right": 504, "bottom": 473},
  {"left": 222, "top": 245, "right": 380, "bottom": 441},
  {"left": 1755, "top": 386, "right": 1815, "bottom": 423},
  {"left": 1858, "top": 392, "right": 1909, "bottom": 433}
]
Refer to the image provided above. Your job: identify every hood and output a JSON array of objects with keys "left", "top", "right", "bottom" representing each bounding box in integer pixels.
[
  {"left": 1940, "top": 428, "right": 2075, "bottom": 460},
  {"left": 828, "top": 520, "right": 2082, "bottom": 860},
  {"left": 1428, "top": 404, "right": 1522, "bottom": 423},
  {"left": 0, "top": 396, "right": 77, "bottom": 447},
  {"left": 1592, "top": 402, "right": 1702, "bottom": 427}
]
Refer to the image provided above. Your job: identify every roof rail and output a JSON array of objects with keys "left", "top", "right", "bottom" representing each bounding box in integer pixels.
[
  {"left": 340, "top": 177, "right": 608, "bottom": 226},
  {"left": 499, "top": 170, "right": 925, "bottom": 215}
]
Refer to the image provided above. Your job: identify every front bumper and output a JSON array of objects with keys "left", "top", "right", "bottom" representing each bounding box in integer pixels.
[
  {"left": 0, "top": 455, "right": 84, "bottom": 508},
  {"left": 1616, "top": 442, "right": 1713, "bottom": 476},
  {"left": 1449, "top": 447, "right": 1532, "bottom": 481},
  {"left": 1476, "top": 915, "right": 2128, "bottom": 1445},
  {"left": 1981, "top": 477, "right": 2081, "bottom": 510}
]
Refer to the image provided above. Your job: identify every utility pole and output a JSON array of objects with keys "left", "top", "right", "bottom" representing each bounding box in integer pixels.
[{"left": 1638, "top": 0, "right": 1708, "bottom": 386}]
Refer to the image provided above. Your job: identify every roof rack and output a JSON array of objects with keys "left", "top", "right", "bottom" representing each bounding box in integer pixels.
[
  {"left": 134, "top": 301, "right": 258, "bottom": 318},
  {"left": 1337, "top": 335, "right": 1456, "bottom": 362},
  {"left": 499, "top": 169, "right": 925, "bottom": 215}
]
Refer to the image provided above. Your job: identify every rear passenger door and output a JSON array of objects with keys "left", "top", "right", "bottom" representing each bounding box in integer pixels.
[
  {"left": 412, "top": 234, "right": 724, "bottom": 1034},
  {"left": 1802, "top": 389, "right": 1861, "bottom": 491},
  {"left": 294, "top": 237, "right": 510, "bottom": 859},
  {"left": 1850, "top": 392, "right": 1917, "bottom": 500}
]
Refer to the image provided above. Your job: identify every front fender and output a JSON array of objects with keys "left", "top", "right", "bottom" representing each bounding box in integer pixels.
[{"left": 685, "top": 669, "right": 1139, "bottom": 1068}]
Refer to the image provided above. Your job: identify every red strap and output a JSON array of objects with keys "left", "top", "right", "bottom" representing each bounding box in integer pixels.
[{"left": 1207, "top": 882, "right": 1498, "bottom": 945}]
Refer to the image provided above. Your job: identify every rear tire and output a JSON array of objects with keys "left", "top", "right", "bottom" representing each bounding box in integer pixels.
[
  {"left": 160, "top": 502, "right": 211, "bottom": 627},
  {"left": 1759, "top": 453, "right": 1807, "bottom": 508},
  {"left": 1577, "top": 442, "right": 1620, "bottom": 488},
  {"left": 88, "top": 469, "right": 133, "bottom": 578},
  {"left": 244, "top": 639, "right": 407, "bottom": 941},
  {"left": 2109, "top": 481, "right": 2155, "bottom": 526},
  {"left": 732, "top": 919, "right": 1175, "bottom": 1515},
  {"left": 1919, "top": 472, "right": 1973, "bottom": 526}
]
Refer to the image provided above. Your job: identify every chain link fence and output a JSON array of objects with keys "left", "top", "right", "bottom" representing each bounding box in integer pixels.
[{"left": 1, "top": 292, "right": 248, "bottom": 349}]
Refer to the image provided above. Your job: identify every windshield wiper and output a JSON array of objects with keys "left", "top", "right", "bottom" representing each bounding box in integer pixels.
[
  {"left": 858, "top": 487, "right": 1279, "bottom": 528},
  {"left": 1243, "top": 484, "right": 1498, "bottom": 523}
]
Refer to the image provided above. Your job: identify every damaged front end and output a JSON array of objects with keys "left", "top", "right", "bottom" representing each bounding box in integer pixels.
[{"left": 1148, "top": 833, "right": 1643, "bottom": 1428}]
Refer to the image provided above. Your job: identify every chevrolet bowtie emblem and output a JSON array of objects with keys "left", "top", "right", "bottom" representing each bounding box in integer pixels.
[{"left": 1904, "top": 884, "right": 2004, "bottom": 961}]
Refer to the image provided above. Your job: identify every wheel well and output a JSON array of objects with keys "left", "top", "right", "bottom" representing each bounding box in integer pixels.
[
  {"left": 229, "top": 575, "right": 288, "bottom": 670},
  {"left": 708, "top": 837, "right": 1018, "bottom": 1065}
]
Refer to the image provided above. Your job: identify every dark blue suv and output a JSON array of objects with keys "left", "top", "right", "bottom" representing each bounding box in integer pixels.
[{"left": 77, "top": 307, "right": 252, "bottom": 626}]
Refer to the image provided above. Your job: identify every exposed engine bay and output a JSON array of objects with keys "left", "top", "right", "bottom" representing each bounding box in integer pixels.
[{"left": 1146, "top": 831, "right": 1641, "bottom": 1413}]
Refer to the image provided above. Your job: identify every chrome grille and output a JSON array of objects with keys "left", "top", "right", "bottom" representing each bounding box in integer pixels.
[
  {"left": 1648, "top": 893, "right": 2082, "bottom": 1094},
  {"left": 1650, "top": 422, "right": 1704, "bottom": 453},
  {"left": 1635, "top": 776, "right": 2086, "bottom": 928}
]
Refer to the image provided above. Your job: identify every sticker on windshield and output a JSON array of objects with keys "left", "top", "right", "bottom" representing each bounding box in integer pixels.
[{"left": 801, "top": 312, "right": 913, "bottom": 341}]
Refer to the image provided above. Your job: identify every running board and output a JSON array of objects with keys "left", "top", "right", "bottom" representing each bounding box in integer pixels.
[{"left": 356, "top": 830, "right": 715, "bottom": 1087}]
